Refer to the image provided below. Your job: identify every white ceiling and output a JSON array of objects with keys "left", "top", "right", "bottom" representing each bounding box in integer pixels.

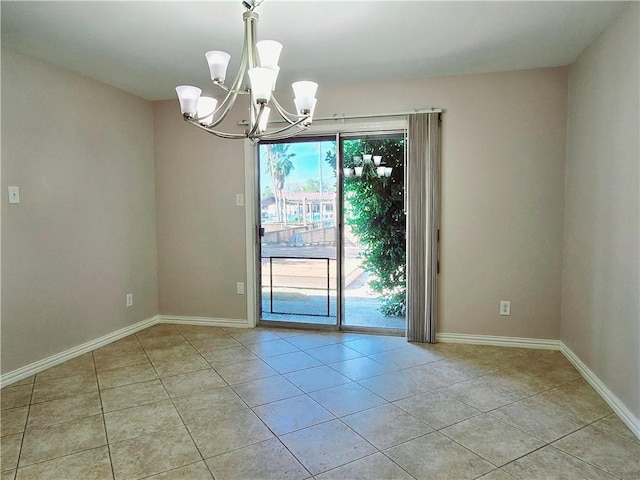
[{"left": 1, "top": 1, "right": 630, "bottom": 101}]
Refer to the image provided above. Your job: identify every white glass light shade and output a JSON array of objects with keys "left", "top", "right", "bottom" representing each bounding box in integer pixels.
[
  {"left": 363, "top": 154, "right": 372, "bottom": 163},
  {"left": 196, "top": 96, "right": 219, "bottom": 126},
  {"left": 292, "top": 81, "right": 318, "bottom": 100},
  {"left": 248, "top": 67, "right": 276, "bottom": 104},
  {"left": 256, "top": 40, "right": 282, "bottom": 68},
  {"left": 384, "top": 167, "right": 393, "bottom": 177},
  {"left": 175, "top": 85, "right": 202, "bottom": 116},
  {"left": 205, "top": 51, "right": 231, "bottom": 83},
  {"left": 377, "top": 166, "right": 386, "bottom": 176},
  {"left": 294, "top": 97, "right": 316, "bottom": 123},
  {"left": 354, "top": 166, "right": 364, "bottom": 177},
  {"left": 292, "top": 81, "right": 318, "bottom": 113},
  {"left": 373, "top": 155, "right": 382, "bottom": 166},
  {"left": 343, "top": 168, "right": 354, "bottom": 178}
]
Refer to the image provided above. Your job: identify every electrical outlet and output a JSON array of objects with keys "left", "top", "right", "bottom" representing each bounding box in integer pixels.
[
  {"left": 126, "top": 293, "right": 133, "bottom": 307},
  {"left": 500, "top": 300, "right": 511, "bottom": 316},
  {"left": 236, "top": 282, "right": 245, "bottom": 295}
]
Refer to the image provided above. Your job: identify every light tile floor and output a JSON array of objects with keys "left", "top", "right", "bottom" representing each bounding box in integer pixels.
[{"left": 1, "top": 325, "right": 638, "bottom": 480}]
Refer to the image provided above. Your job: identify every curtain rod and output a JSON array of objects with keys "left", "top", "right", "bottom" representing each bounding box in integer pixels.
[
  {"left": 313, "top": 108, "right": 442, "bottom": 122},
  {"left": 239, "top": 108, "right": 442, "bottom": 126}
]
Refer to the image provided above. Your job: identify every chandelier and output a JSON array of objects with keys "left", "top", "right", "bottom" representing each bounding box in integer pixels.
[
  {"left": 175, "top": 0, "right": 318, "bottom": 142},
  {"left": 344, "top": 154, "right": 393, "bottom": 178}
]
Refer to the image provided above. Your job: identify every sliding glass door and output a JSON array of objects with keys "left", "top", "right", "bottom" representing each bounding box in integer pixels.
[
  {"left": 257, "top": 132, "right": 406, "bottom": 333},
  {"left": 258, "top": 138, "right": 338, "bottom": 326},
  {"left": 340, "top": 134, "right": 406, "bottom": 331}
]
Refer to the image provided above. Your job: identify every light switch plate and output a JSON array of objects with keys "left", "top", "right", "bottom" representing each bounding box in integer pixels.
[
  {"left": 235, "top": 193, "right": 244, "bottom": 207},
  {"left": 8, "top": 186, "right": 20, "bottom": 204}
]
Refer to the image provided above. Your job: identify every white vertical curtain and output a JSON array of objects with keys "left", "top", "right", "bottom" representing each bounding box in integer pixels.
[{"left": 406, "top": 112, "right": 441, "bottom": 343}]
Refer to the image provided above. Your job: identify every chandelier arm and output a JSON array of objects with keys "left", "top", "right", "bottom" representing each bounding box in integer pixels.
[
  {"left": 198, "top": 8, "right": 256, "bottom": 130},
  {"left": 253, "top": 116, "right": 310, "bottom": 140},
  {"left": 200, "top": 89, "right": 239, "bottom": 129},
  {"left": 189, "top": 88, "right": 237, "bottom": 125},
  {"left": 257, "top": 127, "right": 310, "bottom": 142},
  {"left": 184, "top": 117, "right": 248, "bottom": 139},
  {"left": 270, "top": 96, "right": 305, "bottom": 124},
  {"left": 228, "top": 31, "right": 250, "bottom": 95},
  {"left": 213, "top": 83, "right": 250, "bottom": 95},
  {"left": 204, "top": 33, "right": 251, "bottom": 129},
  {"left": 245, "top": 10, "right": 259, "bottom": 69},
  {"left": 247, "top": 103, "right": 266, "bottom": 137},
  {"left": 198, "top": 9, "right": 260, "bottom": 132}
]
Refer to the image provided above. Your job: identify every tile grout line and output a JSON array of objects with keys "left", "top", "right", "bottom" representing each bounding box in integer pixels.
[
  {"left": 387, "top": 375, "right": 622, "bottom": 479},
  {"left": 244, "top": 331, "right": 378, "bottom": 477},
  {"left": 10, "top": 374, "right": 36, "bottom": 477},
  {"left": 171, "top": 324, "right": 328, "bottom": 477},
  {"left": 286, "top": 333, "right": 417, "bottom": 478},
  {"left": 418, "top": 371, "right": 589, "bottom": 423},
  {"left": 377, "top": 450, "right": 420, "bottom": 480},
  {"left": 183, "top": 326, "right": 315, "bottom": 477},
  {"left": 138, "top": 325, "right": 218, "bottom": 478},
  {"left": 547, "top": 422, "right": 628, "bottom": 480},
  {"left": 12, "top": 330, "right": 448, "bottom": 474},
  {"left": 10, "top": 358, "right": 112, "bottom": 476},
  {"left": 264, "top": 380, "right": 370, "bottom": 477},
  {"left": 436, "top": 423, "right": 529, "bottom": 470},
  {"left": 4, "top": 326, "right": 635, "bottom": 479},
  {"left": 320, "top": 344, "right": 613, "bottom": 476},
  {"left": 92, "top": 350, "right": 116, "bottom": 480}
]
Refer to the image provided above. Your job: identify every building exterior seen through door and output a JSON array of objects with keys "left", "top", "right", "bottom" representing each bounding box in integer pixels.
[{"left": 257, "top": 133, "right": 406, "bottom": 333}]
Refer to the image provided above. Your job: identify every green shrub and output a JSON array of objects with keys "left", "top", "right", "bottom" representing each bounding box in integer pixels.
[{"left": 327, "top": 136, "right": 406, "bottom": 316}]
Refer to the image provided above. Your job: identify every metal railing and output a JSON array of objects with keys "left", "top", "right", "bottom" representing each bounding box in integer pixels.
[
  {"left": 265, "top": 256, "right": 332, "bottom": 317},
  {"left": 288, "top": 227, "right": 336, "bottom": 246}
]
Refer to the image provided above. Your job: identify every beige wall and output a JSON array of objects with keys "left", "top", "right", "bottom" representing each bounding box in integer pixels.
[
  {"left": 154, "top": 66, "right": 569, "bottom": 339},
  {"left": 562, "top": 3, "right": 640, "bottom": 419},
  {"left": 1, "top": 48, "right": 158, "bottom": 374},
  {"left": 2, "top": 15, "right": 635, "bottom": 424},
  {"left": 1, "top": 51, "right": 570, "bottom": 375},
  {"left": 153, "top": 102, "right": 247, "bottom": 319},
  {"left": 321, "top": 68, "right": 568, "bottom": 339}
]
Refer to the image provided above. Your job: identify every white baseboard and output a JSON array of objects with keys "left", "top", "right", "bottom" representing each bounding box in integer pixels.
[
  {"left": 436, "top": 332, "right": 561, "bottom": 350},
  {"left": 0, "top": 316, "right": 158, "bottom": 389},
  {"left": 434, "top": 332, "right": 639, "bottom": 440},
  {"left": 560, "top": 342, "right": 640, "bottom": 439},
  {"left": 3, "top": 322, "right": 637, "bottom": 440},
  {"left": 156, "top": 315, "right": 249, "bottom": 329},
  {"left": 1, "top": 315, "right": 251, "bottom": 388}
]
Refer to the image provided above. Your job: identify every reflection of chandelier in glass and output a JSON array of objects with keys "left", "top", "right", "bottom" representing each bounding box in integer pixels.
[
  {"left": 175, "top": 0, "right": 318, "bottom": 142},
  {"left": 344, "top": 154, "right": 392, "bottom": 178}
]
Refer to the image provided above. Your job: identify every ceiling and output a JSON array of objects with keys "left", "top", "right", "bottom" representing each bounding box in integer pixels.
[{"left": 1, "top": 1, "right": 630, "bottom": 101}]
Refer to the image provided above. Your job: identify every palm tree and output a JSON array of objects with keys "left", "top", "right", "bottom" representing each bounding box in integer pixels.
[{"left": 265, "top": 143, "right": 295, "bottom": 223}]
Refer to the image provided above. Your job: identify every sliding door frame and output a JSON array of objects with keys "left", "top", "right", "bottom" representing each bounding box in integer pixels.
[
  {"left": 246, "top": 120, "right": 407, "bottom": 334},
  {"left": 255, "top": 134, "right": 340, "bottom": 332},
  {"left": 337, "top": 130, "right": 407, "bottom": 337}
]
